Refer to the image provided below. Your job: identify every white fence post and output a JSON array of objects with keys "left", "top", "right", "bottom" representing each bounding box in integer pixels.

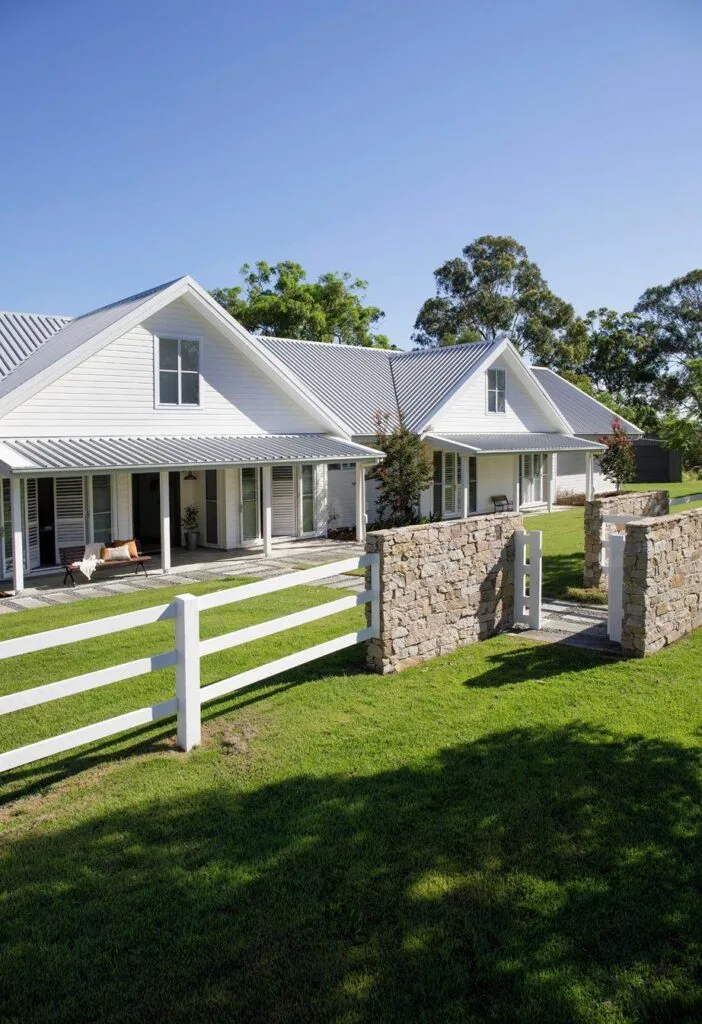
[
  {"left": 528, "top": 530, "right": 543, "bottom": 630},
  {"left": 174, "top": 593, "right": 201, "bottom": 751},
  {"left": 607, "top": 533, "right": 625, "bottom": 643},
  {"left": 514, "top": 528, "right": 527, "bottom": 625}
]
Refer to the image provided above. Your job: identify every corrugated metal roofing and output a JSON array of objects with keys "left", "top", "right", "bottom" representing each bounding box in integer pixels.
[
  {"left": 0, "top": 312, "right": 72, "bottom": 380},
  {"left": 0, "top": 279, "right": 183, "bottom": 402},
  {"left": 256, "top": 336, "right": 500, "bottom": 434},
  {"left": 531, "top": 368, "right": 643, "bottom": 436},
  {"left": 1, "top": 433, "right": 382, "bottom": 473},
  {"left": 390, "top": 340, "right": 497, "bottom": 430},
  {"left": 426, "top": 432, "right": 605, "bottom": 454},
  {"left": 256, "top": 337, "right": 397, "bottom": 433}
]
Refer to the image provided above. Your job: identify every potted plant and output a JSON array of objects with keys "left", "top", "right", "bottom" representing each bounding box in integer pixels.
[{"left": 181, "top": 505, "right": 200, "bottom": 551}]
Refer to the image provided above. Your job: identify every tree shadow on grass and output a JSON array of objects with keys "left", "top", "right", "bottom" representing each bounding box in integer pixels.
[
  {"left": 465, "top": 636, "right": 608, "bottom": 688},
  {"left": 1, "top": 724, "right": 700, "bottom": 1024},
  {"left": 543, "top": 551, "right": 586, "bottom": 599}
]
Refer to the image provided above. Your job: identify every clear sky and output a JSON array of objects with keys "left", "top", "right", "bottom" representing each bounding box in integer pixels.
[{"left": 1, "top": 0, "right": 700, "bottom": 347}]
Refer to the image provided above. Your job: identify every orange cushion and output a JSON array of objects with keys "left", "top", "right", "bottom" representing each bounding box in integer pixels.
[{"left": 112, "top": 539, "right": 139, "bottom": 559}]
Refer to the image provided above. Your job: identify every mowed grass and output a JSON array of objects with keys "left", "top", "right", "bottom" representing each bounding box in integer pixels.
[
  {"left": 623, "top": 479, "right": 702, "bottom": 498},
  {"left": 0, "top": 568, "right": 701, "bottom": 1023},
  {"left": 523, "top": 507, "right": 597, "bottom": 602}
]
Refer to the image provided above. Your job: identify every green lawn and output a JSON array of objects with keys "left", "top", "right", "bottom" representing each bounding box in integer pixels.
[
  {"left": 523, "top": 507, "right": 598, "bottom": 602},
  {"left": 623, "top": 480, "right": 702, "bottom": 498},
  {"left": 0, "top": 576, "right": 701, "bottom": 1023}
]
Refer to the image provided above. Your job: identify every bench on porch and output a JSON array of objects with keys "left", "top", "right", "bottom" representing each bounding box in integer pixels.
[
  {"left": 490, "top": 494, "right": 514, "bottom": 513},
  {"left": 60, "top": 542, "right": 151, "bottom": 587}
]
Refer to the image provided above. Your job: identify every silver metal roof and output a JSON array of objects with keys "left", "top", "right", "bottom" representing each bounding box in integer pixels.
[
  {"left": 0, "top": 279, "right": 183, "bottom": 403},
  {"left": 256, "top": 336, "right": 499, "bottom": 434},
  {"left": 0, "top": 433, "right": 382, "bottom": 474},
  {"left": 531, "top": 368, "right": 643, "bottom": 436},
  {"left": 426, "top": 432, "right": 605, "bottom": 454},
  {"left": 390, "top": 340, "right": 496, "bottom": 431},
  {"left": 0, "top": 311, "right": 71, "bottom": 379},
  {"left": 257, "top": 337, "right": 398, "bottom": 433}
]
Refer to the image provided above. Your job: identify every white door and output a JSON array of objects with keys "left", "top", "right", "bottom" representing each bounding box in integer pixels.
[
  {"left": 520, "top": 454, "right": 545, "bottom": 506},
  {"left": 240, "top": 467, "right": 260, "bottom": 545},
  {"left": 272, "top": 466, "right": 296, "bottom": 537}
]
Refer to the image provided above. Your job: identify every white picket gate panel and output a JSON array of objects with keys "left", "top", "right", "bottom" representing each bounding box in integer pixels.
[
  {"left": 0, "top": 554, "right": 380, "bottom": 772},
  {"left": 514, "top": 528, "right": 543, "bottom": 629},
  {"left": 607, "top": 533, "right": 626, "bottom": 643}
]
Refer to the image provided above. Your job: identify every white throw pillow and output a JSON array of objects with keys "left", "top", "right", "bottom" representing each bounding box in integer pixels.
[
  {"left": 104, "top": 545, "right": 131, "bottom": 561},
  {"left": 83, "top": 542, "right": 103, "bottom": 560}
]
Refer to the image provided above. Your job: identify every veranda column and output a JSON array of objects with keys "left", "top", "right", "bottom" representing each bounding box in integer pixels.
[
  {"left": 355, "top": 462, "right": 366, "bottom": 544},
  {"left": 159, "top": 469, "right": 171, "bottom": 574},
  {"left": 585, "top": 453, "right": 594, "bottom": 502},
  {"left": 512, "top": 455, "right": 520, "bottom": 512},
  {"left": 546, "top": 453, "right": 555, "bottom": 512},
  {"left": 461, "top": 456, "right": 470, "bottom": 518},
  {"left": 262, "top": 464, "right": 272, "bottom": 557},
  {"left": 10, "top": 476, "right": 24, "bottom": 594}
]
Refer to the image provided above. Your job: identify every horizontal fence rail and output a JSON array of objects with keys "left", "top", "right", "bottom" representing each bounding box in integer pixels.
[{"left": 0, "top": 554, "right": 380, "bottom": 774}]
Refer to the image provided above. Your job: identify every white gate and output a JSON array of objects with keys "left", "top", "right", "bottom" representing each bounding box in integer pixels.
[
  {"left": 607, "top": 533, "right": 626, "bottom": 643},
  {"left": 514, "top": 528, "right": 543, "bottom": 629}
]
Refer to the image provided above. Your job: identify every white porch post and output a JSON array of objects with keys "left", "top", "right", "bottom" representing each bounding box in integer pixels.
[
  {"left": 546, "top": 453, "right": 555, "bottom": 513},
  {"left": 355, "top": 462, "right": 366, "bottom": 544},
  {"left": 513, "top": 455, "right": 520, "bottom": 512},
  {"left": 461, "top": 456, "right": 469, "bottom": 518},
  {"left": 159, "top": 469, "right": 171, "bottom": 574},
  {"left": 10, "top": 476, "right": 24, "bottom": 594},
  {"left": 262, "top": 464, "right": 272, "bottom": 557},
  {"left": 585, "top": 452, "right": 594, "bottom": 502}
]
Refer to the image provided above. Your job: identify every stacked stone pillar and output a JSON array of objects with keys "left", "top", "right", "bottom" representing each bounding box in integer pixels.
[{"left": 584, "top": 491, "right": 669, "bottom": 590}]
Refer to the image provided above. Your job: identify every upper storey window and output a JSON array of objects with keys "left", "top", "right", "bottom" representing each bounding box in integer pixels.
[
  {"left": 487, "top": 367, "right": 506, "bottom": 413},
  {"left": 158, "top": 337, "right": 200, "bottom": 406}
]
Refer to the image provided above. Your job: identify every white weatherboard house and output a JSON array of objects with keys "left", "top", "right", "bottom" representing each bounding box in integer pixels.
[{"left": 0, "top": 275, "right": 641, "bottom": 592}]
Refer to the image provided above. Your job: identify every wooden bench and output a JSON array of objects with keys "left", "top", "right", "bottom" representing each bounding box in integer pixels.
[
  {"left": 60, "top": 544, "right": 151, "bottom": 587},
  {"left": 490, "top": 494, "right": 514, "bottom": 513}
]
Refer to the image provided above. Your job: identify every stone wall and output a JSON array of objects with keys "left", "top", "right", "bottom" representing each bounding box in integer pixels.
[
  {"left": 621, "top": 508, "right": 702, "bottom": 656},
  {"left": 583, "top": 490, "right": 669, "bottom": 590},
  {"left": 366, "top": 512, "right": 521, "bottom": 674}
]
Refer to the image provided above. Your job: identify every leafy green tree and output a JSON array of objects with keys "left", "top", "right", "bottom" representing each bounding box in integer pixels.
[
  {"left": 371, "top": 412, "right": 434, "bottom": 527},
  {"left": 634, "top": 269, "right": 702, "bottom": 411},
  {"left": 580, "top": 308, "right": 663, "bottom": 405},
  {"left": 212, "top": 261, "right": 389, "bottom": 347},
  {"left": 412, "top": 235, "right": 588, "bottom": 367},
  {"left": 597, "top": 420, "right": 636, "bottom": 491}
]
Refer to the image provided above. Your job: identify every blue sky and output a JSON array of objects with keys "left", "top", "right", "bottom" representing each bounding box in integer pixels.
[{"left": 1, "top": 0, "right": 700, "bottom": 347}]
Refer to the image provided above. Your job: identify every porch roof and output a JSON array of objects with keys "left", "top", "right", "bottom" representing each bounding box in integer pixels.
[
  {"left": 0, "top": 433, "right": 383, "bottom": 475},
  {"left": 425, "top": 432, "right": 606, "bottom": 455}
]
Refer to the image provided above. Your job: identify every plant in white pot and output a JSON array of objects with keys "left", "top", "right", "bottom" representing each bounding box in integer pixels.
[{"left": 182, "top": 504, "right": 200, "bottom": 551}]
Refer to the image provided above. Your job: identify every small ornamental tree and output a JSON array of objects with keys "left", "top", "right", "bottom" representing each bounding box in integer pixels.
[
  {"left": 597, "top": 419, "right": 636, "bottom": 491},
  {"left": 371, "top": 411, "right": 434, "bottom": 527}
]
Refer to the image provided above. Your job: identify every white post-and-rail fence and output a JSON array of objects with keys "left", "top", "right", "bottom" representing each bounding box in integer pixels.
[
  {"left": 514, "top": 528, "right": 543, "bottom": 630},
  {"left": 0, "top": 554, "right": 380, "bottom": 774}
]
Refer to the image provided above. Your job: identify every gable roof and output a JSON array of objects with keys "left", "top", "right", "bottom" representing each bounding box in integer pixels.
[
  {"left": 256, "top": 335, "right": 502, "bottom": 434},
  {"left": 257, "top": 336, "right": 397, "bottom": 434},
  {"left": 531, "top": 367, "right": 643, "bottom": 435},
  {"left": 0, "top": 277, "right": 353, "bottom": 436},
  {"left": 0, "top": 311, "right": 72, "bottom": 379}
]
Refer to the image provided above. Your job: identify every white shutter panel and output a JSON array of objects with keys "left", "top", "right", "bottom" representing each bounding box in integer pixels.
[
  {"left": 2, "top": 479, "right": 12, "bottom": 576},
  {"left": 271, "top": 466, "right": 296, "bottom": 537},
  {"left": 55, "top": 476, "right": 86, "bottom": 551},
  {"left": 24, "top": 479, "right": 40, "bottom": 569}
]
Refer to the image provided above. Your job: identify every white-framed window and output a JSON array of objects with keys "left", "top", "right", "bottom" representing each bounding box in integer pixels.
[
  {"left": 487, "top": 367, "right": 506, "bottom": 413},
  {"left": 520, "top": 453, "right": 546, "bottom": 505},
  {"left": 157, "top": 336, "right": 201, "bottom": 406},
  {"left": 433, "top": 452, "right": 478, "bottom": 518}
]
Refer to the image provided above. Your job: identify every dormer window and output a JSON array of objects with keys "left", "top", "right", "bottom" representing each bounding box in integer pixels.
[
  {"left": 487, "top": 367, "right": 506, "bottom": 413},
  {"left": 158, "top": 337, "right": 200, "bottom": 406}
]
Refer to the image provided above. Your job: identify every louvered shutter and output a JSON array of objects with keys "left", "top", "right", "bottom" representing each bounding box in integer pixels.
[
  {"left": 1, "top": 479, "right": 12, "bottom": 576},
  {"left": 55, "top": 476, "right": 86, "bottom": 551},
  {"left": 24, "top": 479, "right": 40, "bottom": 569},
  {"left": 271, "top": 466, "right": 296, "bottom": 537}
]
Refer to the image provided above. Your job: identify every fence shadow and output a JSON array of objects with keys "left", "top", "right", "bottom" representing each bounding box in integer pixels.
[{"left": 2, "top": 723, "right": 700, "bottom": 1023}]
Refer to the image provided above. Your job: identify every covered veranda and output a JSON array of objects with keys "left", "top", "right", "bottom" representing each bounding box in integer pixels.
[{"left": 0, "top": 433, "right": 382, "bottom": 595}]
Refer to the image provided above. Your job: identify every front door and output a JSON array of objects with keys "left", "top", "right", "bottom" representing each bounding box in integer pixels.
[
  {"left": 132, "top": 472, "right": 181, "bottom": 553},
  {"left": 38, "top": 478, "right": 56, "bottom": 566},
  {"left": 240, "top": 467, "right": 260, "bottom": 544},
  {"left": 272, "top": 466, "right": 296, "bottom": 537},
  {"left": 520, "top": 454, "right": 545, "bottom": 506},
  {"left": 204, "top": 469, "right": 218, "bottom": 545}
]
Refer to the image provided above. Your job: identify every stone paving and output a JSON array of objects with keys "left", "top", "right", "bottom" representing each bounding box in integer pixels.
[
  {"left": 521, "top": 598, "right": 620, "bottom": 655},
  {"left": 0, "top": 540, "right": 365, "bottom": 615}
]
